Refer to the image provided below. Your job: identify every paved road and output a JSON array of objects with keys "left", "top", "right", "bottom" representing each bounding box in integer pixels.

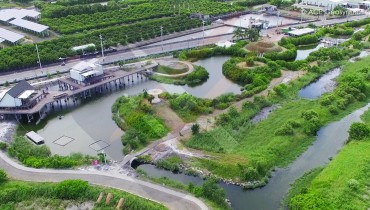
[{"left": 0, "top": 152, "right": 208, "bottom": 210}]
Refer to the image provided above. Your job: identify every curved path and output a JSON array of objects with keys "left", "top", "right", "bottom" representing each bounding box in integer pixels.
[
  {"left": 0, "top": 152, "right": 208, "bottom": 210},
  {"left": 153, "top": 60, "right": 195, "bottom": 78}
]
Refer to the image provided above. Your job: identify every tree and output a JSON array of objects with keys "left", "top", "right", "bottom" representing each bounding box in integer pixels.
[
  {"left": 349, "top": 122, "right": 370, "bottom": 140},
  {"left": 233, "top": 27, "right": 245, "bottom": 41},
  {"left": 191, "top": 123, "right": 200, "bottom": 135},
  {"left": 246, "top": 28, "right": 259, "bottom": 42}
]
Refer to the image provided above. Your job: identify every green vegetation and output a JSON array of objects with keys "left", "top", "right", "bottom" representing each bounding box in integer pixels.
[
  {"left": 289, "top": 140, "right": 370, "bottom": 209},
  {"left": 288, "top": 106, "right": 370, "bottom": 209},
  {"left": 0, "top": 141, "right": 7, "bottom": 150},
  {"left": 156, "top": 65, "right": 187, "bottom": 75},
  {"left": 283, "top": 167, "right": 324, "bottom": 208},
  {"left": 156, "top": 156, "right": 182, "bottom": 172},
  {"left": 112, "top": 94, "right": 168, "bottom": 153},
  {"left": 8, "top": 136, "right": 94, "bottom": 169},
  {"left": 151, "top": 66, "right": 209, "bottom": 86},
  {"left": 0, "top": 171, "right": 167, "bottom": 210},
  {"left": 39, "top": 0, "right": 242, "bottom": 34},
  {"left": 181, "top": 45, "right": 367, "bottom": 185},
  {"left": 157, "top": 91, "right": 237, "bottom": 123},
  {"left": 138, "top": 170, "right": 230, "bottom": 210}
]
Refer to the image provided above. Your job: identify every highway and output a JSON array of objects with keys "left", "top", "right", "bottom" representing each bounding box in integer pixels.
[{"left": 0, "top": 151, "right": 208, "bottom": 210}]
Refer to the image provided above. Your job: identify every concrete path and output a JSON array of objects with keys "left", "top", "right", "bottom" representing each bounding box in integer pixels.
[{"left": 0, "top": 152, "right": 208, "bottom": 210}]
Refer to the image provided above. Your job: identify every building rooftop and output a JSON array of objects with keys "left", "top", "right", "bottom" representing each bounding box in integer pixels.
[
  {"left": 26, "top": 131, "right": 44, "bottom": 144},
  {"left": 0, "top": 9, "right": 40, "bottom": 22},
  {"left": 0, "top": 27, "right": 24, "bottom": 43},
  {"left": 7, "top": 80, "right": 34, "bottom": 98},
  {"left": 9, "top": 18, "right": 48, "bottom": 33},
  {"left": 71, "top": 58, "right": 100, "bottom": 73},
  {"left": 288, "top": 28, "right": 315, "bottom": 36}
]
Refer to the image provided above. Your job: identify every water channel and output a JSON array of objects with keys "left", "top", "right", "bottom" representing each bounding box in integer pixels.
[
  {"left": 29, "top": 56, "right": 240, "bottom": 160},
  {"left": 138, "top": 101, "right": 370, "bottom": 210}
]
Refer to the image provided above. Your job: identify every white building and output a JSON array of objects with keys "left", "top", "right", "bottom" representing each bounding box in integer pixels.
[
  {"left": 288, "top": 28, "right": 315, "bottom": 37},
  {"left": 70, "top": 59, "right": 104, "bottom": 85},
  {"left": 299, "top": 0, "right": 370, "bottom": 10},
  {"left": 0, "top": 80, "right": 35, "bottom": 108}
]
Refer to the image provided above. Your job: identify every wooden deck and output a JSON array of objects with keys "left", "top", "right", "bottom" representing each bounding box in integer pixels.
[{"left": 0, "top": 64, "right": 156, "bottom": 116}]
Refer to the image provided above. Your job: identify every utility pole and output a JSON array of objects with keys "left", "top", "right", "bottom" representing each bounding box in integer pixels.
[
  {"left": 99, "top": 34, "right": 104, "bottom": 59},
  {"left": 160, "top": 26, "right": 164, "bottom": 52},
  {"left": 35, "top": 44, "right": 42, "bottom": 69},
  {"left": 202, "top": 20, "right": 205, "bottom": 45}
]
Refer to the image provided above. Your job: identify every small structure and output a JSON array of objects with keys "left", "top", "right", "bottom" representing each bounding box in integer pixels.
[
  {"left": 190, "top": 13, "right": 210, "bottom": 20},
  {"left": 147, "top": 89, "right": 163, "bottom": 104},
  {"left": 0, "top": 27, "right": 24, "bottom": 44},
  {"left": 71, "top": 43, "right": 96, "bottom": 52},
  {"left": 26, "top": 131, "right": 44, "bottom": 145},
  {"left": 70, "top": 58, "right": 104, "bottom": 85},
  {"left": 216, "top": 40, "right": 235, "bottom": 48},
  {"left": 287, "top": 28, "right": 315, "bottom": 37},
  {"left": 260, "top": 4, "right": 278, "bottom": 15},
  {"left": 0, "top": 80, "right": 35, "bottom": 108}
]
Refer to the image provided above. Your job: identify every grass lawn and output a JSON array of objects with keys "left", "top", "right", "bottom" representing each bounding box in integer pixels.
[
  {"left": 0, "top": 178, "right": 167, "bottom": 210},
  {"left": 156, "top": 65, "right": 187, "bottom": 75},
  {"left": 288, "top": 106, "right": 370, "bottom": 209},
  {"left": 289, "top": 140, "right": 370, "bottom": 209}
]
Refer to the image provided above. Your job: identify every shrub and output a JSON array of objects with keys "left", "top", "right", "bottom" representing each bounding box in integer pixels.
[
  {"left": 0, "top": 142, "right": 7, "bottom": 150},
  {"left": 55, "top": 180, "right": 89, "bottom": 200},
  {"left": 0, "top": 169, "right": 7, "bottom": 184},
  {"left": 156, "top": 156, "right": 182, "bottom": 172},
  {"left": 301, "top": 110, "right": 319, "bottom": 121},
  {"left": 191, "top": 123, "right": 200, "bottom": 135},
  {"left": 275, "top": 123, "right": 294, "bottom": 136},
  {"left": 328, "top": 105, "right": 339, "bottom": 115},
  {"left": 349, "top": 122, "right": 370, "bottom": 140},
  {"left": 347, "top": 179, "right": 360, "bottom": 191},
  {"left": 303, "top": 117, "right": 321, "bottom": 135}
]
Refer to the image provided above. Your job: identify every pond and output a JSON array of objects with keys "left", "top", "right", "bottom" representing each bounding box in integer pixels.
[
  {"left": 23, "top": 56, "right": 240, "bottom": 160},
  {"left": 295, "top": 43, "right": 325, "bottom": 61},
  {"left": 137, "top": 103, "right": 370, "bottom": 210},
  {"left": 298, "top": 67, "right": 341, "bottom": 99}
]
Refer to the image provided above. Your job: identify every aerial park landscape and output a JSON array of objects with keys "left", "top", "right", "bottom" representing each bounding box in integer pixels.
[{"left": 1, "top": 0, "right": 370, "bottom": 209}]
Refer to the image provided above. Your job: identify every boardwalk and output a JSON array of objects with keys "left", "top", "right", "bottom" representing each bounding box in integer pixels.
[{"left": 0, "top": 64, "right": 157, "bottom": 116}]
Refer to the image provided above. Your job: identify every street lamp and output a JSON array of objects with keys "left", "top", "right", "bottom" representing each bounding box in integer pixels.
[
  {"left": 202, "top": 20, "right": 205, "bottom": 45},
  {"left": 35, "top": 44, "right": 42, "bottom": 69},
  {"left": 160, "top": 26, "right": 164, "bottom": 52},
  {"left": 99, "top": 34, "right": 105, "bottom": 59}
]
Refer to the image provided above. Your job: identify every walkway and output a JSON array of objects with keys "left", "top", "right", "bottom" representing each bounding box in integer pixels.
[{"left": 0, "top": 151, "right": 208, "bottom": 210}]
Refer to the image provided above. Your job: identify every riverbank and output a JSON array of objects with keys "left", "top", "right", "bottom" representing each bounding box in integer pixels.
[{"left": 288, "top": 107, "right": 370, "bottom": 209}]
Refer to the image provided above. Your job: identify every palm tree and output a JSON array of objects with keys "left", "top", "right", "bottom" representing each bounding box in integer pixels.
[
  {"left": 246, "top": 28, "right": 260, "bottom": 42},
  {"left": 233, "top": 27, "right": 245, "bottom": 41}
]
